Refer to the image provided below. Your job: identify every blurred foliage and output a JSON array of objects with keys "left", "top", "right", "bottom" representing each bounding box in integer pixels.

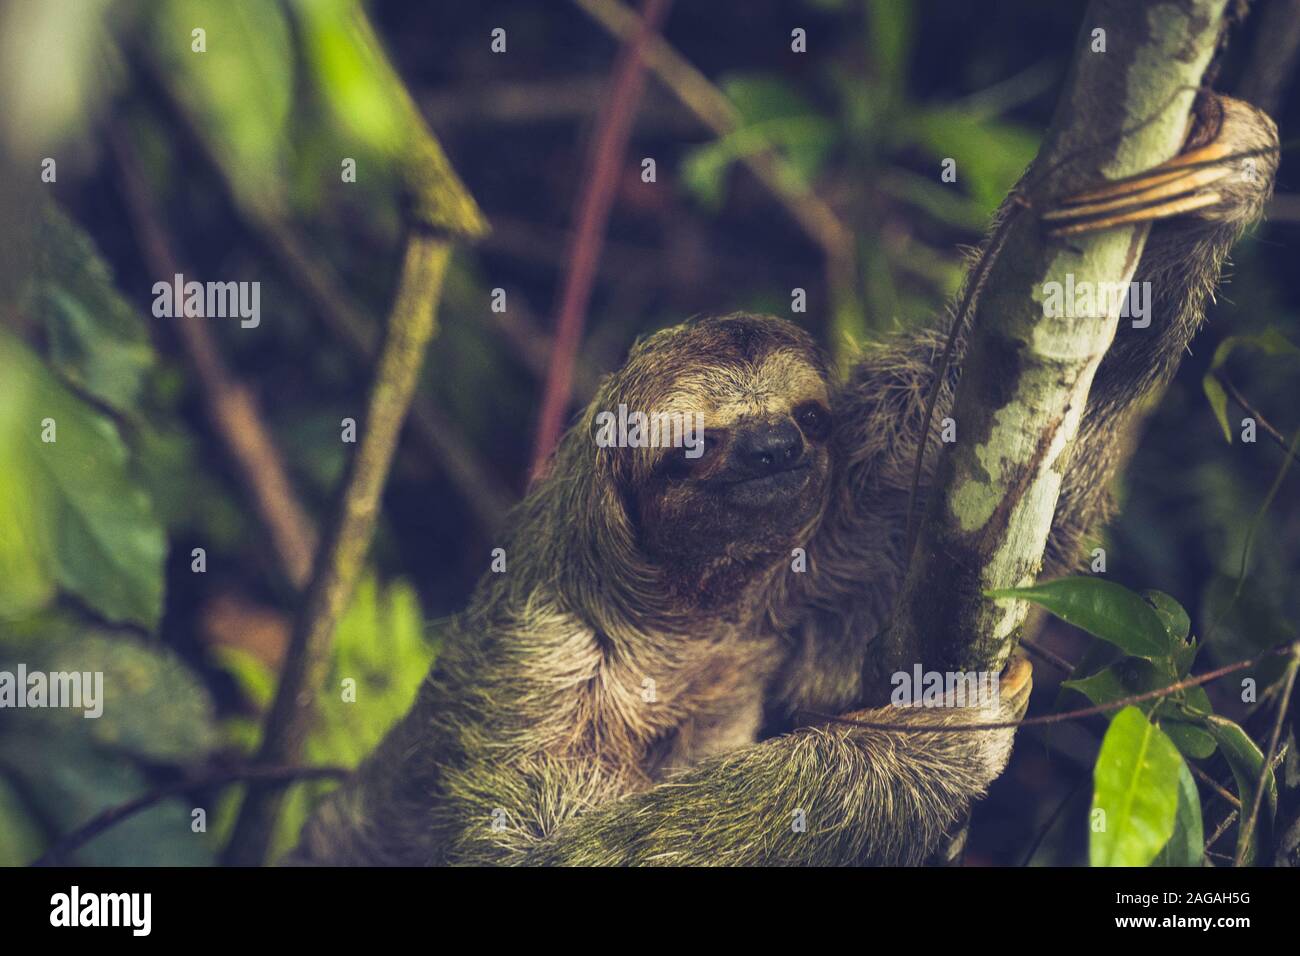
[
  {"left": 212, "top": 575, "right": 434, "bottom": 860},
  {"left": 0, "top": 0, "right": 1296, "bottom": 868}
]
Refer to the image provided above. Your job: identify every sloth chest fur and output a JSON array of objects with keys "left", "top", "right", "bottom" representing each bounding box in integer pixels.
[{"left": 551, "top": 621, "right": 783, "bottom": 779}]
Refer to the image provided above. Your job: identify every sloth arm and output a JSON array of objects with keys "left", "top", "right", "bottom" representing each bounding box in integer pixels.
[
  {"left": 870, "top": 94, "right": 1277, "bottom": 577},
  {"left": 521, "top": 661, "right": 1029, "bottom": 866},
  {"left": 770, "top": 94, "right": 1276, "bottom": 717}
]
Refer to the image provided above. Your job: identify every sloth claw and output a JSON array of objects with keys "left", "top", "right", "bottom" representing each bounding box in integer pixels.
[
  {"left": 1041, "top": 95, "right": 1276, "bottom": 237},
  {"left": 1041, "top": 141, "right": 1231, "bottom": 236}
]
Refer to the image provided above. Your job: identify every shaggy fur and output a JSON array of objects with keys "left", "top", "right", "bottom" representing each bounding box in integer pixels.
[{"left": 290, "top": 95, "right": 1276, "bottom": 866}]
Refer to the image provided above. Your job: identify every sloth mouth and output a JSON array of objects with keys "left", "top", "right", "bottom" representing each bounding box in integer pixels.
[{"left": 714, "top": 461, "right": 813, "bottom": 504}]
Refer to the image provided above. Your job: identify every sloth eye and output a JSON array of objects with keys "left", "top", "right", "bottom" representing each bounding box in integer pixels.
[{"left": 794, "top": 402, "right": 832, "bottom": 442}]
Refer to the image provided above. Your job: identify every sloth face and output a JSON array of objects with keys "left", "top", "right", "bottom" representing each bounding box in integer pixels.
[{"left": 598, "top": 314, "right": 833, "bottom": 581}]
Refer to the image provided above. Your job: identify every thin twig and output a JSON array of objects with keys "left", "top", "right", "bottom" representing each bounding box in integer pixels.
[
  {"left": 1204, "top": 744, "right": 1289, "bottom": 852},
  {"left": 809, "top": 643, "right": 1296, "bottom": 735},
  {"left": 32, "top": 765, "right": 346, "bottom": 867},
  {"left": 1219, "top": 375, "right": 1300, "bottom": 464},
  {"left": 530, "top": 0, "right": 673, "bottom": 478},
  {"left": 1189, "top": 762, "right": 1242, "bottom": 808},
  {"left": 1020, "top": 636, "right": 1076, "bottom": 672},
  {"left": 1233, "top": 648, "right": 1300, "bottom": 865},
  {"left": 106, "top": 122, "right": 319, "bottom": 590},
  {"left": 571, "top": 0, "right": 853, "bottom": 262}
]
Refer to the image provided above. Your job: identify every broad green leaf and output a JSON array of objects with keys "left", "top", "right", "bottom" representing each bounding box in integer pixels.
[
  {"left": 722, "top": 75, "right": 818, "bottom": 124},
  {"left": 1161, "top": 720, "right": 1217, "bottom": 760},
  {"left": 214, "top": 574, "right": 435, "bottom": 859},
  {"left": 1062, "top": 657, "right": 1216, "bottom": 761},
  {"left": 1153, "top": 759, "right": 1204, "bottom": 867},
  {"left": 1064, "top": 660, "right": 1148, "bottom": 711},
  {"left": 910, "top": 109, "right": 1038, "bottom": 212},
  {"left": 1205, "top": 716, "right": 1278, "bottom": 866},
  {"left": 988, "top": 577, "right": 1171, "bottom": 659},
  {"left": 682, "top": 116, "right": 837, "bottom": 211},
  {"left": 682, "top": 75, "right": 832, "bottom": 210},
  {"left": 1143, "top": 590, "right": 1190, "bottom": 643},
  {"left": 1091, "top": 707, "right": 1184, "bottom": 867},
  {"left": 29, "top": 204, "right": 153, "bottom": 414},
  {"left": 151, "top": 0, "right": 294, "bottom": 204},
  {"left": 0, "top": 333, "right": 165, "bottom": 627},
  {"left": 0, "top": 624, "right": 218, "bottom": 761},
  {"left": 290, "top": 0, "right": 406, "bottom": 155}
]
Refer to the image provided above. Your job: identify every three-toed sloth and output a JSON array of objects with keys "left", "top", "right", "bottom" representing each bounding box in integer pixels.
[{"left": 291, "top": 94, "right": 1277, "bottom": 865}]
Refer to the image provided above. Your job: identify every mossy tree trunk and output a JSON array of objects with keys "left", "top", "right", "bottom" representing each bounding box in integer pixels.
[{"left": 878, "top": 0, "right": 1230, "bottom": 680}]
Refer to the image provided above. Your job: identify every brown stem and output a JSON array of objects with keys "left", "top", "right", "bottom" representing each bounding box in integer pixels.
[
  {"left": 222, "top": 232, "right": 452, "bottom": 866},
  {"left": 1204, "top": 744, "right": 1289, "bottom": 852},
  {"left": 1190, "top": 762, "right": 1242, "bottom": 808},
  {"left": 106, "top": 123, "right": 318, "bottom": 589},
  {"left": 1233, "top": 648, "right": 1299, "bottom": 865},
  {"left": 1220, "top": 375, "right": 1300, "bottom": 464},
  {"left": 530, "top": 0, "right": 673, "bottom": 478}
]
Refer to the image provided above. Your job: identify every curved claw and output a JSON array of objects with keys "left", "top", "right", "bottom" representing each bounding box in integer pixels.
[{"left": 1041, "top": 141, "right": 1235, "bottom": 237}]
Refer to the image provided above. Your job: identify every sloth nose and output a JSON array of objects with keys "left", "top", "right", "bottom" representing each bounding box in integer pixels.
[{"left": 734, "top": 421, "right": 804, "bottom": 475}]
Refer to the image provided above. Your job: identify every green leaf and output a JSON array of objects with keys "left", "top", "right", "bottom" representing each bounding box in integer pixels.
[
  {"left": 1160, "top": 720, "right": 1217, "bottom": 760},
  {"left": 1210, "top": 328, "right": 1300, "bottom": 372},
  {"left": 0, "top": 333, "right": 165, "bottom": 627},
  {"left": 681, "top": 116, "right": 836, "bottom": 211},
  {"left": 0, "top": 774, "right": 45, "bottom": 866},
  {"left": 151, "top": 0, "right": 294, "bottom": 204},
  {"left": 1202, "top": 374, "right": 1233, "bottom": 443},
  {"left": 0, "top": 624, "right": 219, "bottom": 761},
  {"left": 1143, "top": 590, "right": 1190, "bottom": 643},
  {"left": 988, "top": 577, "right": 1171, "bottom": 660},
  {"left": 29, "top": 204, "right": 153, "bottom": 414},
  {"left": 1064, "top": 660, "right": 1150, "bottom": 711},
  {"left": 1205, "top": 716, "right": 1278, "bottom": 865},
  {"left": 1090, "top": 707, "right": 1184, "bottom": 866},
  {"left": 291, "top": 0, "right": 406, "bottom": 156},
  {"left": 909, "top": 109, "right": 1038, "bottom": 212},
  {"left": 1153, "top": 760, "right": 1204, "bottom": 867},
  {"left": 214, "top": 574, "right": 436, "bottom": 860}
]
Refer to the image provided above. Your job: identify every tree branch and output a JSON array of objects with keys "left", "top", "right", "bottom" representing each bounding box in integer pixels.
[
  {"left": 875, "top": 0, "right": 1231, "bottom": 686},
  {"left": 222, "top": 231, "right": 452, "bottom": 866},
  {"left": 221, "top": 5, "right": 489, "bottom": 866},
  {"left": 530, "top": 0, "right": 673, "bottom": 478}
]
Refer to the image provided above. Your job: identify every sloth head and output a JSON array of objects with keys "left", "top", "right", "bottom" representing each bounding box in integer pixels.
[{"left": 543, "top": 313, "right": 834, "bottom": 611}]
